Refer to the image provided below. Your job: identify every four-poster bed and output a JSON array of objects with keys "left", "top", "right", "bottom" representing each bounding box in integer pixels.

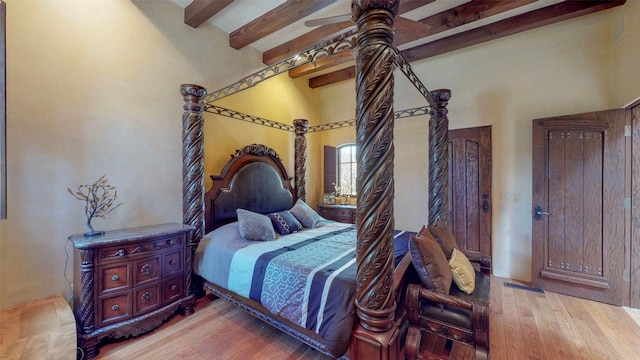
[{"left": 179, "top": 1, "right": 461, "bottom": 359}]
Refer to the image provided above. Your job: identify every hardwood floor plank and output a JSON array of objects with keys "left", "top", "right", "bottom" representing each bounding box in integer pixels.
[
  {"left": 532, "top": 293, "right": 573, "bottom": 360},
  {"left": 489, "top": 312, "right": 506, "bottom": 358},
  {"left": 501, "top": 287, "right": 527, "bottom": 359},
  {"left": 95, "top": 278, "right": 640, "bottom": 360},
  {"left": 579, "top": 299, "right": 640, "bottom": 359},
  {"left": 490, "top": 276, "right": 504, "bottom": 315},
  {"left": 547, "top": 291, "right": 594, "bottom": 359},
  {"left": 514, "top": 291, "right": 547, "bottom": 359}
]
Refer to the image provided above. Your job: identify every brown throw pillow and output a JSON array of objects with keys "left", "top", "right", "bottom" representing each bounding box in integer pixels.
[
  {"left": 417, "top": 225, "right": 431, "bottom": 238},
  {"left": 408, "top": 232, "right": 452, "bottom": 294},
  {"left": 428, "top": 221, "right": 459, "bottom": 260}
]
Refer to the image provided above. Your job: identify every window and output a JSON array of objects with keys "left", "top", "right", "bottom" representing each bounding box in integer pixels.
[{"left": 337, "top": 144, "right": 356, "bottom": 196}]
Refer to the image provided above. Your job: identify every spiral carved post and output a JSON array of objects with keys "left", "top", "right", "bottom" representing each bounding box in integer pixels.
[
  {"left": 77, "top": 249, "right": 95, "bottom": 334},
  {"left": 352, "top": 0, "right": 398, "bottom": 338},
  {"left": 181, "top": 84, "right": 207, "bottom": 304},
  {"left": 293, "top": 119, "right": 309, "bottom": 202},
  {"left": 428, "top": 89, "right": 451, "bottom": 227}
]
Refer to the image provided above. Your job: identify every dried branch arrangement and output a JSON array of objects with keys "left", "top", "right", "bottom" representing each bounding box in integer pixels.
[{"left": 68, "top": 175, "right": 123, "bottom": 237}]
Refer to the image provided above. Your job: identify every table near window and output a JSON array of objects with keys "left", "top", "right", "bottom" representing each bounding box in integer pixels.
[{"left": 318, "top": 204, "right": 356, "bottom": 224}]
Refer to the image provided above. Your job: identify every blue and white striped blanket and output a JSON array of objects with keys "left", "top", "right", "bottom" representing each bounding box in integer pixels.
[{"left": 194, "top": 221, "right": 412, "bottom": 357}]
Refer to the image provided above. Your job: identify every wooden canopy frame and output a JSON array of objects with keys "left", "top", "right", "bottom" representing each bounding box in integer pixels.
[{"left": 179, "top": 1, "right": 451, "bottom": 358}]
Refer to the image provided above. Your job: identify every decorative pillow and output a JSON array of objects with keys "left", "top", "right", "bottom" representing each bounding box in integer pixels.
[
  {"left": 267, "top": 210, "right": 303, "bottom": 235},
  {"left": 408, "top": 232, "right": 452, "bottom": 294},
  {"left": 428, "top": 221, "right": 459, "bottom": 260},
  {"left": 236, "top": 209, "right": 276, "bottom": 241},
  {"left": 449, "top": 248, "right": 476, "bottom": 294},
  {"left": 417, "top": 225, "right": 431, "bottom": 239},
  {"left": 289, "top": 199, "right": 325, "bottom": 228}
]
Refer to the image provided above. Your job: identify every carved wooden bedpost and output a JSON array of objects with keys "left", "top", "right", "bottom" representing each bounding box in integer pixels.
[
  {"left": 293, "top": 119, "right": 309, "bottom": 202},
  {"left": 428, "top": 89, "right": 451, "bottom": 227},
  {"left": 181, "top": 84, "right": 207, "bottom": 304},
  {"left": 351, "top": 1, "right": 403, "bottom": 359}
]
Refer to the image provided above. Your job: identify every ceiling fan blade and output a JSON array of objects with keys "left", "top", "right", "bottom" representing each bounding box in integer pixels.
[
  {"left": 305, "top": 14, "right": 352, "bottom": 27},
  {"left": 394, "top": 17, "right": 431, "bottom": 45}
]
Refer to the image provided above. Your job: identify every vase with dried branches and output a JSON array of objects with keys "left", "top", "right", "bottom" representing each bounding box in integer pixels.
[{"left": 68, "top": 175, "right": 123, "bottom": 237}]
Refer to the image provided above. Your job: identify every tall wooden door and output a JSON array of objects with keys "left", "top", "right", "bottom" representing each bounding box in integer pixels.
[
  {"left": 448, "top": 126, "right": 492, "bottom": 273},
  {"left": 532, "top": 109, "right": 626, "bottom": 306}
]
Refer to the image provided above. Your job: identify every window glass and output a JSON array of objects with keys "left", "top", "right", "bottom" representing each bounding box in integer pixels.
[{"left": 337, "top": 144, "right": 356, "bottom": 196}]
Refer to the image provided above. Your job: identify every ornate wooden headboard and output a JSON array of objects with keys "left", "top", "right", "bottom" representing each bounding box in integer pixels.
[{"left": 203, "top": 144, "right": 295, "bottom": 234}]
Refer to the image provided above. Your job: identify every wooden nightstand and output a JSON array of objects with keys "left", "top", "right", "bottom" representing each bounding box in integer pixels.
[
  {"left": 69, "top": 223, "right": 195, "bottom": 359},
  {"left": 318, "top": 204, "right": 356, "bottom": 224}
]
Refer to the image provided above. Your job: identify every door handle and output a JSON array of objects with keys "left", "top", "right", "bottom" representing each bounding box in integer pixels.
[
  {"left": 534, "top": 205, "right": 551, "bottom": 221},
  {"left": 482, "top": 194, "right": 490, "bottom": 213}
]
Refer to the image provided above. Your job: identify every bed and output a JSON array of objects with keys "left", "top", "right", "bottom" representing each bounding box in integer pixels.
[
  {"left": 178, "top": 1, "right": 452, "bottom": 359},
  {"left": 191, "top": 145, "right": 415, "bottom": 357}
]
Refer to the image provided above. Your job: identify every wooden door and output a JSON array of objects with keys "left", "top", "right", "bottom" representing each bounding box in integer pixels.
[
  {"left": 448, "top": 126, "right": 492, "bottom": 273},
  {"left": 532, "top": 109, "right": 626, "bottom": 306}
]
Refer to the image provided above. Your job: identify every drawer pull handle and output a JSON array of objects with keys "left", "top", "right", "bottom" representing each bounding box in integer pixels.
[
  {"left": 111, "top": 304, "right": 119, "bottom": 311},
  {"left": 171, "top": 285, "right": 177, "bottom": 292},
  {"left": 141, "top": 291, "right": 154, "bottom": 304},
  {"left": 111, "top": 274, "right": 119, "bottom": 281},
  {"left": 169, "top": 260, "right": 176, "bottom": 266},
  {"left": 140, "top": 264, "right": 154, "bottom": 276}
]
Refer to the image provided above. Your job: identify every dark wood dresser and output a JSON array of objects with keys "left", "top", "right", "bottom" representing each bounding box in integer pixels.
[
  {"left": 70, "top": 223, "right": 195, "bottom": 359},
  {"left": 318, "top": 204, "right": 357, "bottom": 223}
]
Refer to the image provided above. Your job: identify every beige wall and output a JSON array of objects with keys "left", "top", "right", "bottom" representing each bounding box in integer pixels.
[
  {"left": 205, "top": 74, "right": 321, "bottom": 191},
  {"left": 1, "top": 0, "right": 637, "bottom": 308},
  {"left": 319, "top": 6, "right": 637, "bottom": 282},
  {"left": 613, "top": 0, "right": 640, "bottom": 107},
  {"left": 0, "top": 0, "right": 310, "bottom": 308}
]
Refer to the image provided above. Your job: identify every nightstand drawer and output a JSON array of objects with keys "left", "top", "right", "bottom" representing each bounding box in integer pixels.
[
  {"left": 99, "top": 294, "right": 131, "bottom": 326},
  {"left": 134, "top": 284, "right": 161, "bottom": 316},
  {"left": 331, "top": 209, "right": 352, "bottom": 221},
  {"left": 99, "top": 264, "right": 130, "bottom": 294},
  {"left": 163, "top": 275, "right": 184, "bottom": 304},
  {"left": 97, "top": 235, "right": 184, "bottom": 264},
  {"left": 164, "top": 250, "right": 183, "bottom": 275},
  {"left": 134, "top": 256, "right": 160, "bottom": 286}
]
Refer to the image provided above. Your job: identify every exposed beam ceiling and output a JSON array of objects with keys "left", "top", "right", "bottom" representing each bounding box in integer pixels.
[
  {"left": 184, "top": 0, "right": 234, "bottom": 28},
  {"left": 229, "top": 0, "right": 338, "bottom": 50},
  {"left": 177, "top": 0, "right": 626, "bottom": 88}
]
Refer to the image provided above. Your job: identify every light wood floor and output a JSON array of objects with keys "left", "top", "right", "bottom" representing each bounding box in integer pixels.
[{"left": 95, "top": 276, "right": 640, "bottom": 360}]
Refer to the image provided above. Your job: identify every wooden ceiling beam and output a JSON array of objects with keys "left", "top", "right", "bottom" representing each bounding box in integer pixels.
[
  {"left": 309, "top": 67, "right": 356, "bottom": 89},
  {"left": 394, "top": 17, "right": 431, "bottom": 45},
  {"left": 289, "top": 50, "right": 355, "bottom": 78},
  {"left": 310, "top": 0, "right": 625, "bottom": 88},
  {"left": 402, "top": 0, "right": 626, "bottom": 63},
  {"left": 263, "top": 21, "right": 354, "bottom": 66},
  {"left": 398, "top": 0, "right": 435, "bottom": 14},
  {"left": 418, "top": 0, "right": 537, "bottom": 36},
  {"left": 229, "top": 0, "right": 337, "bottom": 50},
  {"left": 265, "top": 0, "right": 432, "bottom": 66},
  {"left": 184, "top": 0, "right": 234, "bottom": 28},
  {"left": 297, "top": 17, "right": 426, "bottom": 80}
]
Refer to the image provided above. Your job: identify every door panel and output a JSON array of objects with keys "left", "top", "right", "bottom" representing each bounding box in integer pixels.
[
  {"left": 448, "top": 126, "right": 492, "bottom": 272},
  {"left": 532, "top": 110, "right": 625, "bottom": 305}
]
